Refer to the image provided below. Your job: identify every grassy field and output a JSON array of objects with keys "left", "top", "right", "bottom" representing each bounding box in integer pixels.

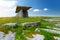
[{"left": 0, "top": 16, "right": 60, "bottom": 40}]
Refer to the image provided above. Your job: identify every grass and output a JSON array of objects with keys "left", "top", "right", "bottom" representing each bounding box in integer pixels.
[
  {"left": 0, "top": 17, "right": 18, "bottom": 34},
  {"left": 0, "top": 16, "right": 60, "bottom": 40},
  {"left": 15, "top": 25, "right": 26, "bottom": 40},
  {"left": 15, "top": 17, "right": 60, "bottom": 40}
]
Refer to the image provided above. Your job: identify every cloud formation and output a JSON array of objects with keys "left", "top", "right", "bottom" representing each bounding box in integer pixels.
[
  {"left": 43, "top": 8, "right": 48, "bottom": 11},
  {"left": 0, "top": 0, "right": 17, "bottom": 17},
  {"left": 33, "top": 9, "right": 40, "bottom": 12},
  {"left": 33, "top": 8, "right": 48, "bottom": 13}
]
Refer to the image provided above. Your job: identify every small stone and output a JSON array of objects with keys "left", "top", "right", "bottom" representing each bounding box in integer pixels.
[{"left": 35, "top": 28, "right": 40, "bottom": 32}]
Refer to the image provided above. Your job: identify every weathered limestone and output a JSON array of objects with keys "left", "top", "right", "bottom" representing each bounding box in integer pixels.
[
  {"left": 54, "top": 36, "right": 60, "bottom": 40},
  {"left": 0, "top": 31, "right": 15, "bottom": 40},
  {"left": 21, "top": 22, "right": 40, "bottom": 27},
  {"left": 26, "top": 34, "right": 45, "bottom": 40},
  {"left": 35, "top": 28, "right": 40, "bottom": 32},
  {"left": 41, "top": 28, "right": 60, "bottom": 34},
  {"left": 43, "top": 18, "right": 60, "bottom": 22},
  {"left": 2, "top": 23, "right": 18, "bottom": 27},
  {"left": 55, "top": 24, "right": 60, "bottom": 27}
]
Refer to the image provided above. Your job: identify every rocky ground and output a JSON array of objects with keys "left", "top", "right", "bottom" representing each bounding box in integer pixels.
[
  {"left": 0, "top": 31, "right": 15, "bottom": 40},
  {"left": 0, "top": 17, "right": 60, "bottom": 40}
]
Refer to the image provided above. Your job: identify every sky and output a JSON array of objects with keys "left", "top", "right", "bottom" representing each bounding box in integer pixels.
[{"left": 0, "top": 0, "right": 60, "bottom": 17}]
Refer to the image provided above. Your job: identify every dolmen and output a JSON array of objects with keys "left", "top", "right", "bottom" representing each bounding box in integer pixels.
[
  {"left": 2, "top": 23, "right": 18, "bottom": 27},
  {"left": 21, "top": 21, "right": 40, "bottom": 27}
]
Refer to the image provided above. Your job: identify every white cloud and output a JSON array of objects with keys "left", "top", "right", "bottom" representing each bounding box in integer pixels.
[
  {"left": 0, "top": 0, "right": 17, "bottom": 17},
  {"left": 43, "top": 8, "right": 48, "bottom": 11},
  {"left": 33, "top": 9, "right": 40, "bottom": 12}
]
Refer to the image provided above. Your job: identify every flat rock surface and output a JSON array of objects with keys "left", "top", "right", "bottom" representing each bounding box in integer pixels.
[
  {"left": 2, "top": 23, "right": 18, "bottom": 27},
  {"left": 41, "top": 28, "right": 60, "bottom": 34},
  {"left": 54, "top": 36, "right": 60, "bottom": 40},
  {"left": 0, "top": 31, "right": 15, "bottom": 40},
  {"left": 43, "top": 18, "right": 60, "bottom": 22},
  {"left": 26, "top": 34, "right": 45, "bottom": 40},
  {"left": 22, "top": 22, "right": 40, "bottom": 27},
  {"left": 55, "top": 24, "right": 60, "bottom": 27}
]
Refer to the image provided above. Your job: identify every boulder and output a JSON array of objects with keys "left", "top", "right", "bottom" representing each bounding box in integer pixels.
[
  {"left": 21, "top": 22, "right": 40, "bottom": 27},
  {"left": 2, "top": 23, "right": 18, "bottom": 27}
]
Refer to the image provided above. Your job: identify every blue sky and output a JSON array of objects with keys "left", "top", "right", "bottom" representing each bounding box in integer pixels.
[
  {"left": 17, "top": 0, "right": 60, "bottom": 16},
  {"left": 0, "top": 0, "right": 60, "bottom": 17}
]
